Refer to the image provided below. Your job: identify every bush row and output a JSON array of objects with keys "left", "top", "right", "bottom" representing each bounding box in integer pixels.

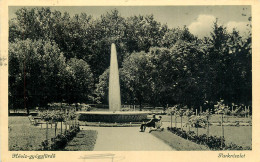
[
  {"left": 167, "top": 127, "right": 251, "bottom": 150},
  {"left": 41, "top": 126, "right": 80, "bottom": 150}
]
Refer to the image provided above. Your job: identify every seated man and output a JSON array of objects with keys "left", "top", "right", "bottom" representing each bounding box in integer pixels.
[{"left": 140, "top": 114, "right": 159, "bottom": 132}]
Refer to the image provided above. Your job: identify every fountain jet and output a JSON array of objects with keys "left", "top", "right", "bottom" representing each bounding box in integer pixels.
[
  {"left": 77, "top": 43, "right": 148, "bottom": 123},
  {"left": 109, "top": 43, "right": 121, "bottom": 111}
]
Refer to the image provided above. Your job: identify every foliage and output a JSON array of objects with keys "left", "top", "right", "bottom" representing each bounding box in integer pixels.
[
  {"left": 9, "top": 39, "right": 68, "bottom": 112},
  {"left": 200, "top": 109, "right": 212, "bottom": 119},
  {"left": 66, "top": 58, "right": 94, "bottom": 103},
  {"left": 230, "top": 105, "right": 250, "bottom": 117},
  {"left": 9, "top": 7, "right": 252, "bottom": 110},
  {"left": 188, "top": 115, "right": 207, "bottom": 128},
  {"left": 214, "top": 99, "right": 231, "bottom": 115},
  {"left": 166, "top": 106, "right": 179, "bottom": 115},
  {"left": 38, "top": 110, "right": 76, "bottom": 122},
  {"left": 120, "top": 51, "right": 153, "bottom": 109},
  {"left": 184, "top": 108, "right": 194, "bottom": 117},
  {"left": 167, "top": 127, "right": 223, "bottom": 150},
  {"left": 41, "top": 125, "right": 80, "bottom": 150},
  {"left": 94, "top": 68, "right": 109, "bottom": 104},
  {"left": 224, "top": 143, "right": 251, "bottom": 150},
  {"left": 81, "top": 105, "right": 92, "bottom": 111},
  {"left": 8, "top": 38, "right": 94, "bottom": 110},
  {"left": 167, "top": 127, "right": 249, "bottom": 150}
]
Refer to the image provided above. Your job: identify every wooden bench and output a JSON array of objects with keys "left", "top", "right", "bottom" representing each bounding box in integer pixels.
[
  {"left": 149, "top": 121, "right": 164, "bottom": 133},
  {"left": 28, "top": 115, "right": 37, "bottom": 126},
  {"left": 28, "top": 115, "right": 48, "bottom": 128}
]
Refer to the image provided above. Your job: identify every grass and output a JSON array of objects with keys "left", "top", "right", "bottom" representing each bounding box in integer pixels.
[
  {"left": 63, "top": 130, "right": 98, "bottom": 151},
  {"left": 9, "top": 116, "right": 58, "bottom": 151},
  {"left": 151, "top": 130, "right": 209, "bottom": 151},
  {"left": 160, "top": 114, "right": 252, "bottom": 148},
  {"left": 162, "top": 120, "right": 252, "bottom": 148},
  {"left": 8, "top": 116, "right": 97, "bottom": 151},
  {"left": 180, "top": 125, "right": 252, "bottom": 148},
  {"left": 9, "top": 114, "right": 251, "bottom": 151}
]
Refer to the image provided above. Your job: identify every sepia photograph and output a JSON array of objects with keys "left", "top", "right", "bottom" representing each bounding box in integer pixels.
[{"left": 1, "top": 1, "right": 260, "bottom": 162}]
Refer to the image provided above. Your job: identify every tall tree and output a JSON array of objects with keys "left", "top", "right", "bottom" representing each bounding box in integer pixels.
[
  {"left": 66, "top": 58, "right": 94, "bottom": 104},
  {"left": 9, "top": 39, "right": 67, "bottom": 113},
  {"left": 120, "top": 51, "right": 153, "bottom": 109}
]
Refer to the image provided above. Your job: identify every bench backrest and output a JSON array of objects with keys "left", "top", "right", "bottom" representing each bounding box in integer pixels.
[{"left": 28, "top": 115, "right": 35, "bottom": 124}]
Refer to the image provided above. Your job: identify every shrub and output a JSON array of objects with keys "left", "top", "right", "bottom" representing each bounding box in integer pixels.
[
  {"left": 205, "top": 135, "right": 223, "bottom": 150},
  {"left": 189, "top": 115, "right": 207, "bottom": 128},
  {"left": 41, "top": 125, "right": 80, "bottom": 150},
  {"left": 121, "top": 108, "right": 131, "bottom": 111},
  {"left": 167, "top": 127, "right": 247, "bottom": 150},
  {"left": 41, "top": 140, "right": 49, "bottom": 150},
  {"left": 81, "top": 105, "right": 92, "bottom": 111},
  {"left": 224, "top": 143, "right": 243, "bottom": 150}
]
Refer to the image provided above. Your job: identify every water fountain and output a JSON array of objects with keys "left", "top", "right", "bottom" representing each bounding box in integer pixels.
[
  {"left": 109, "top": 43, "right": 121, "bottom": 112},
  {"left": 77, "top": 43, "right": 148, "bottom": 123}
]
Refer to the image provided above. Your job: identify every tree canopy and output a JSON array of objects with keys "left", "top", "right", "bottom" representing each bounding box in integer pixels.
[{"left": 9, "top": 7, "right": 252, "bottom": 112}]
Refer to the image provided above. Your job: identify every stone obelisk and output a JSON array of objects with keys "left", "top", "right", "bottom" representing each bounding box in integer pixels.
[{"left": 109, "top": 43, "right": 121, "bottom": 111}]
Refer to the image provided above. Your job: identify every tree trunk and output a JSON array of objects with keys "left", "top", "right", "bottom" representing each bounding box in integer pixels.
[
  {"left": 207, "top": 117, "right": 209, "bottom": 142},
  {"left": 55, "top": 122, "right": 57, "bottom": 136},
  {"left": 175, "top": 114, "right": 177, "bottom": 128},
  {"left": 181, "top": 116, "right": 183, "bottom": 130},
  {"left": 171, "top": 113, "right": 172, "bottom": 128},
  {"left": 26, "top": 108, "right": 30, "bottom": 115},
  {"left": 46, "top": 121, "right": 48, "bottom": 141},
  {"left": 61, "top": 121, "right": 62, "bottom": 135},
  {"left": 139, "top": 100, "right": 142, "bottom": 111},
  {"left": 248, "top": 106, "right": 250, "bottom": 118},
  {"left": 245, "top": 106, "right": 247, "bottom": 118},
  {"left": 221, "top": 114, "right": 224, "bottom": 149},
  {"left": 188, "top": 117, "right": 190, "bottom": 132}
]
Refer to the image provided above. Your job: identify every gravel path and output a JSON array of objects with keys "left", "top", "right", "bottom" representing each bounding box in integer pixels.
[{"left": 81, "top": 126, "right": 174, "bottom": 151}]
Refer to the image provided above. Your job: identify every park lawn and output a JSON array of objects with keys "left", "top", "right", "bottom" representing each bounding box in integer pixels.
[
  {"left": 63, "top": 130, "right": 98, "bottom": 151},
  {"left": 161, "top": 114, "right": 252, "bottom": 149},
  {"left": 9, "top": 116, "right": 97, "bottom": 151},
  {"left": 151, "top": 130, "right": 209, "bottom": 151},
  {"left": 162, "top": 122, "right": 252, "bottom": 148},
  {"left": 181, "top": 125, "right": 252, "bottom": 148},
  {"left": 9, "top": 116, "right": 57, "bottom": 151}
]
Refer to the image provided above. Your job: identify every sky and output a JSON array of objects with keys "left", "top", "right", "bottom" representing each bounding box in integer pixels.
[{"left": 9, "top": 6, "right": 251, "bottom": 38}]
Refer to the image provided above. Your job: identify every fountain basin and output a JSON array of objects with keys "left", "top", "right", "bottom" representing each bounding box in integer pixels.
[{"left": 77, "top": 111, "right": 149, "bottom": 123}]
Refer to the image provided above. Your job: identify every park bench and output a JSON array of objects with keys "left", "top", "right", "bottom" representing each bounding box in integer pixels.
[
  {"left": 28, "top": 115, "right": 48, "bottom": 128},
  {"left": 33, "top": 116, "right": 48, "bottom": 128},
  {"left": 28, "top": 115, "right": 37, "bottom": 126},
  {"left": 148, "top": 121, "right": 164, "bottom": 133}
]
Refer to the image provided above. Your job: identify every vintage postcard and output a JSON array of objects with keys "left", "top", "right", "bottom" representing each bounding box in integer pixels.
[{"left": 1, "top": 0, "right": 260, "bottom": 162}]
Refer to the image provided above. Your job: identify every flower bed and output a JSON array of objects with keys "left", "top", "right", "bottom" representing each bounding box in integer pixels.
[
  {"left": 167, "top": 127, "right": 250, "bottom": 150},
  {"left": 41, "top": 126, "right": 80, "bottom": 150}
]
